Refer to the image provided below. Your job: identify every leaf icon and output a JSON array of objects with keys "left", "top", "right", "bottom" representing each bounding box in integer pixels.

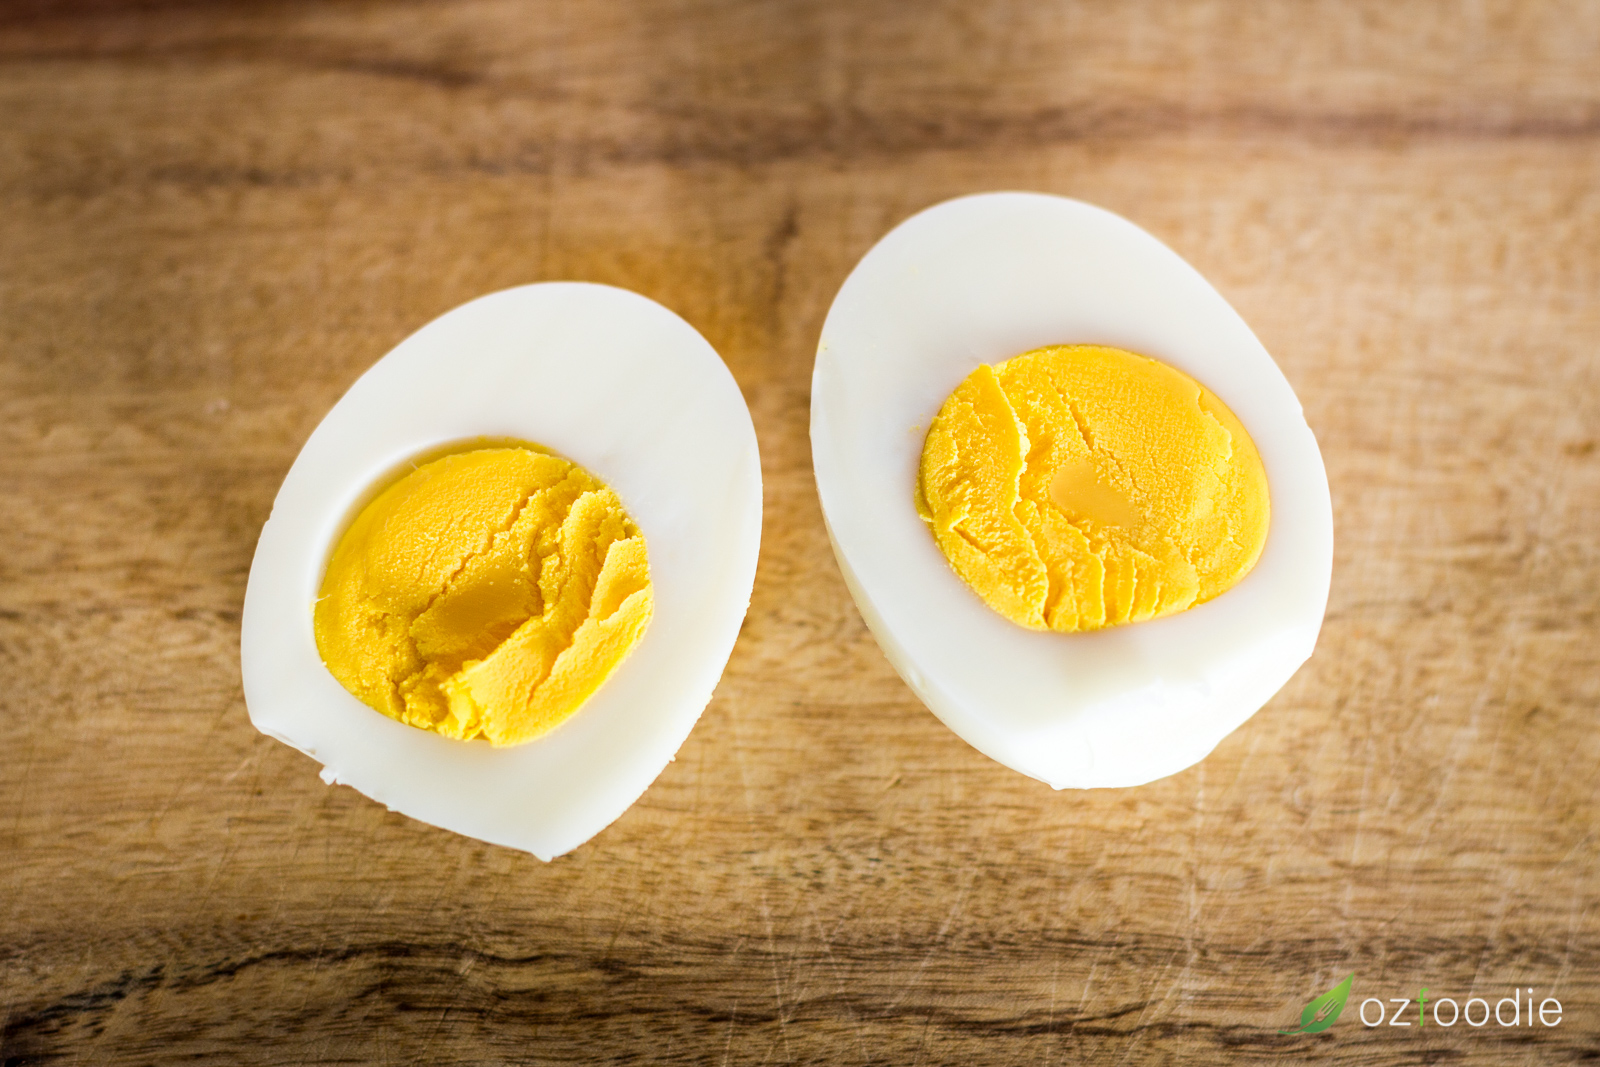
[{"left": 1279, "top": 974, "right": 1354, "bottom": 1034}]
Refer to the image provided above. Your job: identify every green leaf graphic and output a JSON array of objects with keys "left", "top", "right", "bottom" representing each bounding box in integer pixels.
[{"left": 1279, "top": 974, "right": 1354, "bottom": 1034}]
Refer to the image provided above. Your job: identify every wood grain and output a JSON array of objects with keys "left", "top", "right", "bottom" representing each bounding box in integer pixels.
[{"left": 2, "top": 1, "right": 1597, "bottom": 1063}]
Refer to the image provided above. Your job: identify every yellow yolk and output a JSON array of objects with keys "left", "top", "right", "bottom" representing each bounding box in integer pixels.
[
  {"left": 916, "top": 345, "right": 1269, "bottom": 632},
  {"left": 314, "top": 446, "right": 652, "bottom": 747}
]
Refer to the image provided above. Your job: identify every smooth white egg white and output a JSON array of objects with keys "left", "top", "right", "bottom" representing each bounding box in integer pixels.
[
  {"left": 811, "top": 193, "right": 1332, "bottom": 789},
  {"left": 242, "top": 283, "right": 761, "bottom": 859}
]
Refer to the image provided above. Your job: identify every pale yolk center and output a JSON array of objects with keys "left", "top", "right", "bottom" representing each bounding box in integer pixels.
[{"left": 1049, "top": 456, "right": 1141, "bottom": 532}]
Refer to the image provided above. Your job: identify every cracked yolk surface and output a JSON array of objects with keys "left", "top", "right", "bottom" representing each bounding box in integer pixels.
[
  {"left": 916, "top": 345, "right": 1269, "bottom": 632},
  {"left": 314, "top": 446, "right": 652, "bottom": 746}
]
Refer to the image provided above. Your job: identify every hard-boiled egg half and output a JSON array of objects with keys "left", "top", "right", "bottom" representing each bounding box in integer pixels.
[
  {"left": 811, "top": 193, "right": 1332, "bottom": 788},
  {"left": 242, "top": 283, "right": 761, "bottom": 859}
]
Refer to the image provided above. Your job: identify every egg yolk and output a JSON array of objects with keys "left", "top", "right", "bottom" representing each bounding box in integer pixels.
[
  {"left": 314, "top": 446, "right": 652, "bottom": 747},
  {"left": 916, "top": 345, "right": 1269, "bottom": 631}
]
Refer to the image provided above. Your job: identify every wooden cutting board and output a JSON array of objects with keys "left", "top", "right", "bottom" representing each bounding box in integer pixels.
[{"left": 2, "top": 1, "right": 1596, "bottom": 1063}]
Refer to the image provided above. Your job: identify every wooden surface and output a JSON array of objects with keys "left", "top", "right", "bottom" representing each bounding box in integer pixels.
[{"left": 3, "top": 1, "right": 1598, "bottom": 1063}]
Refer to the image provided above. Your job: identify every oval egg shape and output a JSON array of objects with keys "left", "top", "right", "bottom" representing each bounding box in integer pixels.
[
  {"left": 242, "top": 282, "right": 762, "bottom": 859},
  {"left": 811, "top": 192, "right": 1332, "bottom": 789}
]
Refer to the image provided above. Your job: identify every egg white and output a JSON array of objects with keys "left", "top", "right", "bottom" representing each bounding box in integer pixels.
[
  {"left": 811, "top": 193, "right": 1333, "bottom": 789},
  {"left": 241, "top": 283, "right": 761, "bottom": 859}
]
